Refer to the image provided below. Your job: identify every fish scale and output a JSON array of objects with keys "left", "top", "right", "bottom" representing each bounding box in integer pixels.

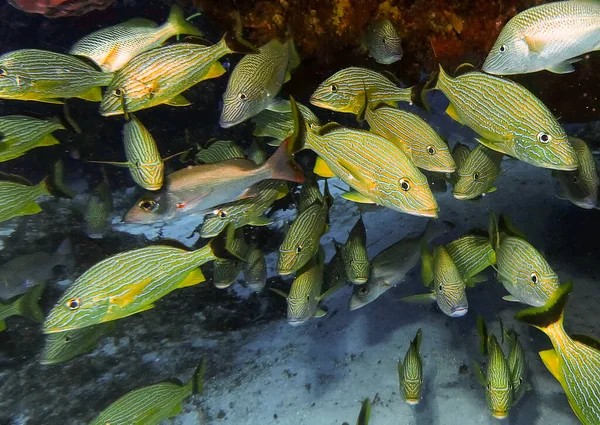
[
  {"left": 124, "top": 115, "right": 164, "bottom": 190},
  {"left": 341, "top": 217, "right": 369, "bottom": 284},
  {"left": 398, "top": 329, "right": 423, "bottom": 404},
  {"left": 553, "top": 137, "right": 599, "bottom": 209},
  {"left": 0, "top": 116, "right": 64, "bottom": 162},
  {"left": 485, "top": 335, "right": 514, "bottom": 419},
  {"left": 43, "top": 245, "right": 215, "bottom": 333}
]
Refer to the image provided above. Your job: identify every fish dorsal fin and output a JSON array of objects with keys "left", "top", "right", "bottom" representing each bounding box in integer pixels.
[
  {"left": 412, "top": 328, "right": 423, "bottom": 350},
  {"left": 472, "top": 361, "right": 486, "bottom": 386},
  {"left": 123, "top": 17, "right": 158, "bottom": 28},
  {"left": 476, "top": 316, "right": 489, "bottom": 356},
  {"left": 571, "top": 333, "right": 600, "bottom": 351},
  {"left": 151, "top": 239, "right": 191, "bottom": 251},
  {"left": 380, "top": 70, "right": 402, "bottom": 86},
  {"left": 498, "top": 214, "right": 527, "bottom": 240},
  {"left": 454, "top": 62, "right": 477, "bottom": 77},
  {"left": 357, "top": 88, "right": 369, "bottom": 123},
  {"left": 317, "top": 122, "right": 342, "bottom": 137},
  {"left": 288, "top": 96, "right": 306, "bottom": 153},
  {"left": 488, "top": 213, "right": 500, "bottom": 250},
  {"left": 0, "top": 172, "right": 32, "bottom": 186}
]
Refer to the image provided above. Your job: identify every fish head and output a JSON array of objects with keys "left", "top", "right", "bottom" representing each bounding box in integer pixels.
[
  {"left": 411, "top": 141, "right": 456, "bottom": 173},
  {"left": 43, "top": 287, "right": 110, "bottom": 333},
  {"left": 309, "top": 71, "right": 358, "bottom": 113},
  {"left": 129, "top": 161, "right": 164, "bottom": 191},
  {"left": 482, "top": 27, "right": 531, "bottom": 75},
  {"left": 453, "top": 166, "right": 489, "bottom": 200},
  {"left": 220, "top": 81, "right": 268, "bottom": 128},
  {"left": 385, "top": 173, "right": 439, "bottom": 217},
  {"left": 554, "top": 169, "right": 598, "bottom": 208},
  {"left": 0, "top": 56, "right": 34, "bottom": 98},
  {"left": 277, "top": 236, "right": 317, "bottom": 275},
  {"left": 349, "top": 282, "right": 377, "bottom": 310},
  {"left": 100, "top": 78, "right": 148, "bottom": 116},
  {"left": 123, "top": 192, "right": 168, "bottom": 224},
  {"left": 214, "top": 258, "right": 243, "bottom": 288},
  {"left": 368, "top": 19, "right": 403, "bottom": 65},
  {"left": 348, "top": 259, "right": 370, "bottom": 285},
  {"left": 512, "top": 121, "right": 577, "bottom": 171},
  {"left": 286, "top": 286, "right": 317, "bottom": 325},
  {"left": 200, "top": 207, "right": 236, "bottom": 238},
  {"left": 434, "top": 276, "right": 468, "bottom": 317},
  {"left": 486, "top": 336, "right": 513, "bottom": 419}
]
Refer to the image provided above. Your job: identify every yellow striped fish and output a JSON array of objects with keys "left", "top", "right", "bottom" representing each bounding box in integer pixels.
[
  {"left": 364, "top": 104, "right": 455, "bottom": 173},
  {"left": 277, "top": 182, "right": 329, "bottom": 275},
  {"left": 0, "top": 283, "right": 44, "bottom": 332},
  {"left": 474, "top": 334, "right": 514, "bottom": 419},
  {"left": 0, "top": 116, "right": 64, "bottom": 162},
  {"left": 220, "top": 38, "right": 300, "bottom": 128},
  {"left": 0, "top": 50, "right": 114, "bottom": 103},
  {"left": 434, "top": 66, "right": 577, "bottom": 171},
  {"left": 483, "top": 1, "right": 600, "bottom": 75},
  {"left": 100, "top": 33, "right": 257, "bottom": 116},
  {"left": 284, "top": 247, "right": 325, "bottom": 326},
  {"left": 41, "top": 322, "right": 115, "bottom": 365},
  {"left": 244, "top": 247, "right": 267, "bottom": 292},
  {"left": 85, "top": 172, "right": 113, "bottom": 239},
  {"left": 70, "top": 5, "right": 202, "bottom": 72},
  {"left": 516, "top": 281, "right": 600, "bottom": 425},
  {"left": 340, "top": 216, "right": 370, "bottom": 285},
  {"left": 297, "top": 174, "right": 323, "bottom": 213},
  {"left": 445, "top": 233, "right": 495, "bottom": 280},
  {"left": 489, "top": 213, "right": 560, "bottom": 307},
  {"left": 398, "top": 328, "right": 423, "bottom": 405},
  {"left": 199, "top": 180, "right": 287, "bottom": 238},
  {"left": 252, "top": 102, "right": 320, "bottom": 145},
  {"left": 453, "top": 145, "right": 503, "bottom": 200},
  {"left": 290, "top": 98, "right": 438, "bottom": 217},
  {"left": 553, "top": 137, "right": 599, "bottom": 209},
  {"left": 452, "top": 142, "right": 470, "bottom": 170},
  {"left": 195, "top": 140, "right": 245, "bottom": 164},
  {"left": 0, "top": 177, "right": 50, "bottom": 224},
  {"left": 362, "top": 19, "right": 403, "bottom": 65},
  {"left": 310, "top": 67, "right": 413, "bottom": 115},
  {"left": 89, "top": 357, "right": 205, "bottom": 425},
  {"left": 213, "top": 227, "right": 249, "bottom": 289},
  {"left": 501, "top": 320, "right": 530, "bottom": 403},
  {"left": 43, "top": 242, "right": 218, "bottom": 333}
]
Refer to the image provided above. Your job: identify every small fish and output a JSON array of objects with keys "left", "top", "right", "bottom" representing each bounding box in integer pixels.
[
  {"left": 43, "top": 242, "right": 220, "bottom": 333},
  {"left": 444, "top": 233, "right": 495, "bottom": 280},
  {"left": 100, "top": 32, "right": 257, "bottom": 116},
  {"left": 432, "top": 66, "right": 577, "bottom": 171},
  {"left": 356, "top": 398, "right": 371, "bottom": 425},
  {"left": 290, "top": 98, "right": 438, "bottom": 217},
  {"left": 244, "top": 247, "right": 267, "bottom": 291},
  {"left": 516, "top": 281, "right": 600, "bottom": 425},
  {"left": 213, "top": 227, "right": 249, "bottom": 289},
  {"left": 0, "top": 115, "right": 64, "bottom": 162},
  {"left": 220, "top": 38, "right": 300, "bottom": 128},
  {"left": 297, "top": 174, "right": 324, "bottom": 213},
  {"left": 474, "top": 334, "right": 514, "bottom": 419},
  {"left": 70, "top": 5, "right": 203, "bottom": 72},
  {"left": 489, "top": 213, "right": 560, "bottom": 306},
  {"left": 124, "top": 140, "right": 303, "bottom": 224},
  {"left": 195, "top": 140, "right": 245, "bottom": 164},
  {"left": 252, "top": 101, "right": 320, "bottom": 145},
  {"left": 340, "top": 216, "right": 370, "bottom": 285},
  {"left": 323, "top": 244, "right": 347, "bottom": 294},
  {"left": 0, "top": 283, "right": 44, "bottom": 332},
  {"left": 452, "top": 142, "right": 470, "bottom": 170},
  {"left": 248, "top": 139, "right": 267, "bottom": 165},
  {"left": 482, "top": 1, "right": 600, "bottom": 75},
  {"left": 85, "top": 172, "right": 113, "bottom": 239},
  {"left": 349, "top": 220, "right": 453, "bottom": 310},
  {"left": 501, "top": 320, "right": 530, "bottom": 403},
  {"left": 365, "top": 104, "right": 455, "bottom": 173},
  {"left": 0, "top": 239, "right": 72, "bottom": 300},
  {"left": 310, "top": 67, "right": 412, "bottom": 115},
  {"left": 398, "top": 328, "right": 424, "bottom": 404},
  {"left": 362, "top": 18, "right": 403, "bottom": 65},
  {"left": 278, "top": 182, "right": 330, "bottom": 275},
  {"left": 0, "top": 176, "right": 50, "bottom": 224},
  {"left": 553, "top": 137, "right": 599, "bottom": 209},
  {"left": 0, "top": 50, "right": 114, "bottom": 103},
  {"left": 89, "top": 357, "right": 205, "bottom": 425},
  {"left": 453, "top": 145, "right": 503, "bottom": 200},
  {"left": 41, "top": 322, "right": 115, "bottom": 365},
  {"left": 199, "top": 180, "right": 288, "bottom": 238}
]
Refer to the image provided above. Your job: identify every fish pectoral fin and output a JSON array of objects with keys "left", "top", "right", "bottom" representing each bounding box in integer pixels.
[
  {"left": 168, "top": 403, "right": 183, "bottom": 417},
  {"left": 475, "top": 138, "right": 511, "bottom": 155},
  {"left": 275, "top": 184, "right": 289, "bottom": 200},
  {"left": 39, "top": 134, "right": 60, "bottom": 147},
  {"left": 445, "top": 103, "right": 464, "bottom": 124},
  {"left": 77, "top": 87, "right": 103, "bottom": 102},
  {"left": 472, "top": 361, "right": 486, "bottom": 386},
  {"left": 400, "top": 293, "right": 436, "bottom": 304},
  {"left": 486, "top": 186, "right": 497, "bottom": 193},
  {"left": 539, "top": 349, "right": 564, "bottom": 384},
  {"left": 313, "top": 157, "right": 336, "bottom": 178},
  {"left": 314, "top": 307, "right": 327, "bottom": 318},
  {"left": 205, "top": 61, "right": 227, "bottom": 80},
  {"left": 87, "top": 160, "right": 130, "bottom": 168},
  {"left": 266, "top": 97, "right": 292, "bottom": 112},
  {"left": 108, "top": 277, "right": 153, "bottom": 309},
  {"left": 179, "top": 268, "right": 206, "bottom": 288},
  {"left": 466, "top": 273, "right": 487, "bottom": 287},
  {"left": 249, "top": 215, "right": 273, "bottom": 226},
  {"left": 547, "top": 61, "right": 576, "bottom": 74},
  {"left": 342, "top": 191, "right": 376, "bottom": 204},
  {"left": 37, "top": 98, "right": 65, "bottom": 105},
  {"left": 22, "top": 202, "right": 42, "bottom": 216},
  {"left": 164, "top": 94, "right": 192, "bottom": 107},
  {"left": 502, "top": 295, "right": 521, "bottom": 303}
]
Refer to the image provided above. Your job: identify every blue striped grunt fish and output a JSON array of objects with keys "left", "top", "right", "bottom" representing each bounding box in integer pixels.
[
  {"left": 220, "top": 38, "right": 300, "bottom": 128},
  {"left": 453, "top": 145, "right": 504, "bottom": 200},
  {"left": 0, "top": 177, "right": 50, "bottom": 224},
  {"left": 244, "top": 247, "right": 267, "bottom": 292},
  {"left": 483, "top": 1, "right": 600, "bottom": 75},
  {"left": 252, "top": 101, "right": 321, "bottom": 145},
  {"left": 41, "top": 322, "right": 115, "bottom": 365},
  {"left": 433, "top": 65, "right": 577, "bottom": 171},
  {"left": 445, "top": 233, "right": 495, "bottom": 280},
  {"left": 310, "top": 67, "right": 412, "bottom": 115},
  {"left": 340, "top": 216, "right": 370, "bottom": 285},
  {"left": 398, "top": 328, "right": 423, "bottom": 404},
  {"left": 289, "top": 98, "right": 438, "bottom": 217},
  {"left": 42, "top": 242, "right": 221, "bottom": 333},
  {"left": 552, "top": 137, "right": 599, "bottom": 209},
  {"left": 123, "top": 140, "right": 303, "bottom": 224},
  {"left": 362, "top": 19, "right": 403, "bottom": 65},
  {"left": 0, "top": 283, "right": 44, "bottom": 332},
  {"left": 500, "top": 319, "right": 530, "bottom": 403},
  {"left": 213, "top": 226, "right": 249, "bottom": 289},
  {"left": 0, "top": 50, "right": 114, "bottom": 103},
  {"left": 70, "top": 5, "right": 202, "bottom": 72},
  {"left": 489, "top": 213, "right": 560, "bottom": 306},
  {"left": 195, "top": 139, "right": 245, "bottom": 164},
  {"left": 364, "top": 104, "right": 455, "bottom": 173},
  {"left": 452, "top": 142, "right": 470, "bottom": 170},
  {"left": 516, "top": 281, "right": 600, "bottom": 425},
  {"left": 89, "top": 357, "right": 205, "bottom": 425},
  {"left": 100, "top": 32, "right": 257, "bottom": 116},
  {"left": 0, "top": 115, "right": 64, "bottom": 162}
]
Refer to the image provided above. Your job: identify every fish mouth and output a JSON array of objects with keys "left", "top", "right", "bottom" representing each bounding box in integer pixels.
[
  {"left": 492, "top": 411, "right": 508, "bottom": 419},
  {"left": 219, "top": 118, "right": 236, "bottom": 129},
  {"left": 408, "top": 208, "right": 438, "bottom": 218},
  {"left": 287, "top": 319, "right": 307, "bottom": 326},
  {"left": 277, "top": 269, "right": 293, "bottom": 276},
  {"left": 405, "top": 398, "right": 420, "bottom": 405},
  {"left": 449, "top": 307, "right": 468, "bottom": 317},
  {"left": 431, "top": 166, "right": 455, "bottom": 173},
  {"left": 308, "top": 96, "right": 328, "bottom": 109},
  {"left": 453, "top": 192, "right": 475, "bottom": 200},
  {"left": 545, "top": 163, "right": 578, "bottom": 171},
  {"left": 352, "top": 278, "right": 369, "bottom": 285}
]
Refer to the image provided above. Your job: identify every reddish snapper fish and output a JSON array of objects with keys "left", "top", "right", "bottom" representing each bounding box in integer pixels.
[{"left": 124, "top": 140, "right": 303, "bottom": 223}]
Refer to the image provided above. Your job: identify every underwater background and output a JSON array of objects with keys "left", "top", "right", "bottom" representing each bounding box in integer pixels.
[{"left": 0, "top": 1, "right": 599, "bottom": 424}]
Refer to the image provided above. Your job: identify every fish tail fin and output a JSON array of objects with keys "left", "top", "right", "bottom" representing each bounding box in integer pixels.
[
  {"left": 167, "top": 5, "right": 203, "bottom": 37},
  {"left": 16, "top": 284, "right": 45, "bottom": 323},
  {"left": 44, "top": 160, "right": 75, "bottom": 199},
  {"left": 412, "top": 328, "right": 423, "bottom": 351},
  {"left": 189, "top": 356, "right": 206, "bottom": 395},
  {"left": 515, "top": 281, "right": 573, "bottom": 333},
  {"left": 264, "top": 139, "right": 304, "bottom": 183},
  {"left": 287, "top": 38, "right": 301, "bottom": 71},
  {"left": 223, "top": 12, "right": 259, "bottom": 54}
]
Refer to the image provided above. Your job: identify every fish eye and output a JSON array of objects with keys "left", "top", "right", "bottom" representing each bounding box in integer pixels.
[
  {"left": 473, "top": 172, "right": 480, "bottom": 180},
  {"left": 438, "top": 284, "right": 443, "bottom": 292},
  {"left": 218, "top": 210, "right": 228, "bottom": 219},
  {"left": 296, "top": 245, "right": 303, "bottom": 254},
  {"left": 66, "top": 298, "right": 81, "bottom": 310},
  {"left": 238, "top": 92, "right": 247, "bottom": 101},
  {"left": 537, "top": 132, "right": 551, "bottom": 144},
  {"left": 427, "top": 145, "right": 436, "bottom": 155},
  {"left": 499, "top": 45, "right": 506, "bottom": 53},
  {"left": 113, "top": 88, "right": 124, "bottom": 97},
  {"left": 573, "top": 176, "right": 578, "bottom": 184},
  {"left": 486, "top": 383, "right": 491, "bottom": 390},
  {"left": 358, "top": 286, "right": 369, "bottom": 295},
  {"left": 0, "top": 68, "right": 7, "bottom": 76},
  {"left": 399, "top": 178, "right": 410, "bottom": 191},
  {"left": 139, "top": 199, "right": 157, "bottom": 212},
  {"left": 306, "top": 295, "right": 310, "bottom": 301},
  {"left": 530, "top": 272, "right": 539, "bottom": 284},
  {"left": 330, "top": 84, "right": 338, "bottom": 93}
]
